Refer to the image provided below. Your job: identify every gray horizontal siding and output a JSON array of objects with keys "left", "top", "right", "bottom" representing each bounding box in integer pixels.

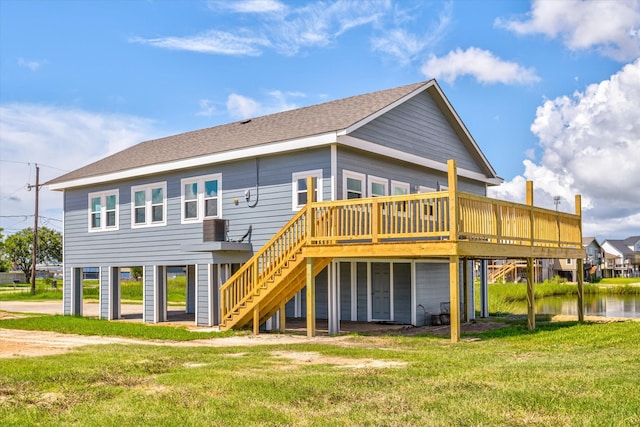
[
  {"left": 415, "top": 262, "right": 449, "bottom": 317},
  {"left": 63, "top": 148, "right": 331, "bottom": 267},
  {"left": 196, "top": 264, "right": 210, "bottom": 326},
  {"left": 350, "top": 91, "right": 482, "bottom": 174},
  {"left": 337, "top": 147, "right": 486, "bottom": 198}
]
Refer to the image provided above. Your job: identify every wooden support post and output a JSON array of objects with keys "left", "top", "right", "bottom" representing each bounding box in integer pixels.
[
  {"left": 449, "top": 255, "right": 460, "bottom": 343},
  {"left": 447, "top": 159, "right": 458, "bottom": 241},
  {"left": 526, "top": 257, "right": 535, "bottom": 331},
  {"left": 279, "top": 300, "right": 286, "bottom": 332},
  {"left": 253, "top": 305, "right": 260, "bottom": 335},
  {"left": 577, "top": 258, "right": 584, "bottom": 323},
  {"left": 575, "top": 194, "right": 584, "bottom": 323},
  {"left": 306, "top": 257, "right": 316, "bottom": 337},
  {"left": 526, "top": 181, "right": 534, "bottom": 245},
  {"left": 371, "top": 198, "right": 379, "bottom": 243},
  {"left": 306, "top": 177, "right": 315, "bottom": 244}
]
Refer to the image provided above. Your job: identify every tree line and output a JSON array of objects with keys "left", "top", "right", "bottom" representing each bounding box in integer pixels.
[{"left": 0, "top": 227, "right": 62, "bottom": 282}]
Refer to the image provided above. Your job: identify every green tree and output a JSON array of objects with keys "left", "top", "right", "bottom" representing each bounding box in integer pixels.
[
  {"left": 130, "top": 266, "right": 143, "bottom": 281},
  {"left": 3, "top": 227, "right": 62, "bottom": 282},
  {"left": 0, "top": 228, "right": 12, "bottom": 272}
]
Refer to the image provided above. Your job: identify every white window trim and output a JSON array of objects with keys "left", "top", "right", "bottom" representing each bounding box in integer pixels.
[
  {"left": 88, "top": 189, "right": 119, "bottom": 232},
  {"left": 131, "top": 182, "right": 167, "bottom": 228},
  {"left": 292, "top": 169, "right": 323, "bottom": 211},
  {"left": 391, "top": 180, "right": 410, "bottom": 196},
  {"left": 368, "top": 175, "right": 388, "bottom": 197},
  {"left": 180, "top": 173, "right": 222, "bottom": 223},
  {"left": 418, "top": 185, "right": 437, "bottom": 193},
  {"left": 342, "top": 170, "right": 366, "bottom": 200}
]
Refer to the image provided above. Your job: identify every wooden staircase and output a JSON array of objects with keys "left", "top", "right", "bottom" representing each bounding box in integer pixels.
[
  {"left": 488, "top": 260, "right": 525, "bottom": 283},
  {"left": 219, "top": 204, "right": 330, "bottom": 331}
]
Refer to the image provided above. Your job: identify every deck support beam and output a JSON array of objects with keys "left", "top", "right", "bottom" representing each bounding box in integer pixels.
[
  {"left": 279, "top": 301, "right": 286, "bottom": 332},
  {"left": 449, "top": 255, "right": 460, "bottom": 343},
  {"left": 306, "top": 257, "right": 316, "bottom": 337},
  {"left": 577, "top": 258, "right": 584, "bottom": 322},
  {"left": 253, "top": 305, "right": 260, "bottom": 335},
  {"left": 575, "top": 194, "right": 584, "bottom": 323},
  {"left": 526, "top": 257, "right": 535, "bottom": 331}
]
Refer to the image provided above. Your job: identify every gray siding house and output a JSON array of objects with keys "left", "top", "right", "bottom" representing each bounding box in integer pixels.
[{"left": 47, "top": 80, "right": 503, "bottom": 331}]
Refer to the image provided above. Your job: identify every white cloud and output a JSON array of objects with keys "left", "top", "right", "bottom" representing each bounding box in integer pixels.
[
  {"left": 421, "top": 47, "right": 540, "bottom": 85},
  {"left": 489, "top": 59, "right": 640, "bottom": 239},
  {"left": 371, "top": 1, "right": 451, "bottom": 65},
  {"left": 18, "top": 57, "right": 43, "bottom": 71},
  {"left": 133, "top": 0, "right": 447, "bottom": 62},
  {"left": 196, "top": 99, "right": 218, "bottom": 117},
  {"left": 0, "top": 104, "right": 158, "bottom": 235},
  {"left": 208, "top": 0, "right": 286, "bottom": 14},
  {"left": 130, "top": 30, "right": 271, "bottom": 56},
  {"left": 226, "top": 91, "right": 300, "bottom": 120},
  {"left": 226, "top": 94, "right": 261, "bottom": 119},
  {"left": 496, "top": 0, "right": 640, "bottom": 61}
]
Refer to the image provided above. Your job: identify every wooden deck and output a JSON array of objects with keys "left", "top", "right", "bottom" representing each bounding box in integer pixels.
[{"left": 219, "top": 160, "right": 585, "bottom": 342}]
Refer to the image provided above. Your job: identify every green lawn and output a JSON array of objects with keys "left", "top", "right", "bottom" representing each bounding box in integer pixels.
[{"left": 1, "top": 318, "right": 639, "bottom": 426}]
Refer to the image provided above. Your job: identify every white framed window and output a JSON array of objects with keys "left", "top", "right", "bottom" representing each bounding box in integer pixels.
[
  {"left": 343, "top": 171, "right": 365, "bottom": 200},
  {"left": 181, "top": 173, "right": 222, "bottom": 223},
  {"left": 292, "top": 170, "right": 323, "bottom": 210},
  {"left": 391, "top": 180, "right": 410, "bottom": 196},
  {"left": 88, "top": 190, "right": 119, "bottom": 232},
  {"left": 368, "top": 176, "right": 388, "bottom": 197},
  {"left": 131, "top": 182, "right": 167, "bottom": 228}
]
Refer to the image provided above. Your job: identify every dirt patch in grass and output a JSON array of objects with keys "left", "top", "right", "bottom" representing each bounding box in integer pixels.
[
  {"left": 0, "top": 319, "right": 551, "bottom": 359},
  {"left": 270, "top": 350, "right": 407, "bottom": 369}
]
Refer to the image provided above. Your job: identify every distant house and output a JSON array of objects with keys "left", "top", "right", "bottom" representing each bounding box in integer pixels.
[
  {"left": 46, "top": 80, "right": 584, "bottom": 341},
  {"left": 582, "top": 237, "right": 604, "bottom": 279},
  {"left": 602, "top": 237, "right": 640, "bottom": 278}
]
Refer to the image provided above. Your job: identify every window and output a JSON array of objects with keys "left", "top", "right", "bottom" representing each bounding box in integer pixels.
[
  {"left": 131, "top": 182, "right": 167, "bottom": 228},
  {"left": 368, "top": 176, "right": 388, "bottom": 197},
  {"left": 292, "top": 170, "right": 323, "bottom": 210},
  {"left": 343, "top": 171, "right": 365, "bottom": 199},
  {"left": 88, "top": 190, "right": 119, "bottom": 232},
  {"left": 391, "top": 180, "right": 410, "bottom": 196},
  {"left": 181, "top": 174, "right": 222, "bottom": 223}
]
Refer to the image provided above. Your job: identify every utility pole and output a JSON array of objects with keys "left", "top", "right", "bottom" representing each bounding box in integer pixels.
[{"left": 29, "top": 165, "right": 40, "bottom": 295}]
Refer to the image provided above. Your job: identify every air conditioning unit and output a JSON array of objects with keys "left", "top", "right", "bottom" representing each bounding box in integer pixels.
[{"left": 203, "top": 219, "right": 228, "bottom": 242}]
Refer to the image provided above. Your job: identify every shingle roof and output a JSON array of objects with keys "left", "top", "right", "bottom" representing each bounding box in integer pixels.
[
  {"left": 603, "top": 240, "right": 634, "bottom": 256},
  {"left": 47, "top": 81, "right": 431, "bottom": 186}
]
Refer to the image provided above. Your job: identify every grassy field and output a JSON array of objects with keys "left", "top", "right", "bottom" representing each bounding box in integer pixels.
[
  {"left": 0, "top": 315, "right": 237, "bottom": 340},
  {"left": 1, "top": 317, "right": 639, "bottom": 426}
]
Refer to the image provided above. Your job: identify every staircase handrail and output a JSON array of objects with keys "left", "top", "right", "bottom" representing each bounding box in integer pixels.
[{"left": 220, "top": 205, "right": 308, "bottom": 321}]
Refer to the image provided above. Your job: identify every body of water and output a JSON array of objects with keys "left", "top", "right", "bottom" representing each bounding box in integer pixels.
[{"left": 535, "top": 295, "right": 640, "bottom": 318}]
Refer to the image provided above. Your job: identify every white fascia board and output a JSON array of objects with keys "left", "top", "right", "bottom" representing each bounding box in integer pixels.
[
  {"left": 338, "top": 135, "right": 503, "bottom": 185},
  {"left": 48, "top": 131, "right": 338, "bottom": 190}
]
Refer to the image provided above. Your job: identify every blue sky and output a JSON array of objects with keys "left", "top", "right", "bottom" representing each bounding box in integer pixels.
[{"left": 1, "top": 0, "right": 639, "bottom": 240}]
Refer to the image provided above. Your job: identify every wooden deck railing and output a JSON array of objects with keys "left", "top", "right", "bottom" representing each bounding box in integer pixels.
[{"left": 309, "top": 191, "right": 582, "bottom": 248}]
